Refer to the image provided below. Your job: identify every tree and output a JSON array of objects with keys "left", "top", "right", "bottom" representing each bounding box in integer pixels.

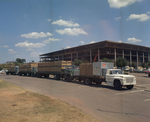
[
  {"left": 141, "top": 63, "right": 146, "bottom": 68},
  {"left": 32, "top": 60, "right": 35, "bottom": 63},
  {"left": 101, "top": 58, "right": 112, "bottom": 62},
  {"left": 16, "top": 58, "right": 26, "bottom": 63},
  {"left": 74, "top": 59, "right": 83, "bottom": 66},
  {"left": 116, "top": 57, "right": 127, "bottom": 69},
  {"left": 132, "top": 62, "right": 136, "bottom": 68},
  {"left": 0, "top": 66, "right": 2, "bottom": 70}
]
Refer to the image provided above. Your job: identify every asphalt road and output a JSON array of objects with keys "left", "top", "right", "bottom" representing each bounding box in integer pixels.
[{"left": 0, "top": 73, "right": 150, "bottom": 122}]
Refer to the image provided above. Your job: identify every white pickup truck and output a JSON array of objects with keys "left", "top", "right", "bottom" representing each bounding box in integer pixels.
[{"left": 105, "top": 69, "right": 136, "bottom": 90}]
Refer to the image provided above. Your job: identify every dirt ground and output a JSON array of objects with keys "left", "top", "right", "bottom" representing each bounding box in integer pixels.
[{"left": 0, "top": 80, "right": 99, "bottom": 122}]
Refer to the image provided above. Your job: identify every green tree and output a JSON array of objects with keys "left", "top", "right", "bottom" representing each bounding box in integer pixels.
[
  {"left": 101, "top": 58, "right": 112, "bottom": 62},
  {"left": 116, "top": 57, "right": 127, "bottom": 69},
  {"left": 0, "top": 66, "right": 3, "bottom": 70},
  {"left": 132, "top": 62, "right": 136, "bottom": 68},
  {"left": 141, "top": 63, "right": 146, "bottom": 68},
  {"left": 74, "top": 59, "right": 83, "bottom": 66},
  {"left": 16, "top": 58, "right": 26, "bottom": 63}
]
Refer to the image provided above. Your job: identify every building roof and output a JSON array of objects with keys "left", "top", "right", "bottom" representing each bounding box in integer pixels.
[{"left": 40, "top": 40, "right": 150, "bottom": 57}]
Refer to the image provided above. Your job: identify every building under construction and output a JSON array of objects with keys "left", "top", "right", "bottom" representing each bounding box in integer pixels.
[{"left": 40, "top": 40, "right": 150, "bottom": 67}]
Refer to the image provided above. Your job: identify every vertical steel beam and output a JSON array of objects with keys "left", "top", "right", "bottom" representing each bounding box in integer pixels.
[
  {"left": 137, "top": 51, "right": 138, "bottom": 68},
  {"left": 90, "top": 50, "right": 92, "bottom": 63},
  {"left": 71, "top": 53, "right": 72, "bottom": 61},
  {"left": 98, "top": 49, "right": 100, "bottom": 61},
  {"left": 76, "top": 52, "right": 78, "bottom": 60},
  {"left": 114, "top": 49, "right": 116, "bottom": 66},
  {"left": 143, "top": 52, "right": 144, "bottom": 63}
]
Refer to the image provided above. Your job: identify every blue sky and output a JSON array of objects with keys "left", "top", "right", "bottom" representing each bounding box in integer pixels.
[{"left": 0, "top": 0, "right": 150, "bottom": 63}]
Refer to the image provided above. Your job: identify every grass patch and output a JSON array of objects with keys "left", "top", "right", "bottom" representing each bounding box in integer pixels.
[{"left": 0, "top": 80, "right": 99, "bottom": 122}]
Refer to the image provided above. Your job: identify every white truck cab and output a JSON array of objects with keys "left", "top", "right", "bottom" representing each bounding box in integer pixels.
[{"left": 105, "top": 69, "right": 136, "bottom": 89}]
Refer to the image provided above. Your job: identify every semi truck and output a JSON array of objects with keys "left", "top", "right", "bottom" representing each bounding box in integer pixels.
[
  {"left": 6, "top": 66, "right": 19, "bottom": 75},
  {"left": 63, "top": 62, "right": 136, "bottom": 90},
  {"left": 18, "top": 63, "right": 38, "bottom": 76}
]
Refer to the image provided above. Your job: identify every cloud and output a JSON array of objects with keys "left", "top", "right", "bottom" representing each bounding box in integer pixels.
[
  {"left": 90, "top": 41, "right": 95, "bottom": 44},
  {"left": 66, "top": 46, "right": 71, "bottom": 49},
  {"left": 80, "top": 41, "right": 85, "bottom": 44},
  {"left": 108, "top": 0, "right": 143, "bottom": 8},
  {"left": 56, "top": 28, "right": 88, "bottom": 36},
  {"left": 147, "top": 12, "right": 150, "bottom": 14},
  {"left": 118, "top": 40, "right": 122, "bottom": 43},
  {"left": 127, "top": 37, "right": 142, "bottom": 43},
  {"left": 127, "top": 14, "right": 150, "bottom": 21},
  {"left": 8, "top": 49, "right": 16, "bottom": 54},
  {"left": 114, "top": 17, "right": 121, "bottom": 21},
  {"left": 43, "top": 38, "right": 61, "bottom": 44},
  {"left": 15, "top": 41, "right": 46, "bottom": 48},
  {"left": 26, "top": 48, "right": 34, "bottom": 51},
  {"left": 0, "top": 45, "right": 9, "bottom": 48},
  {"left": 30, "top": 52, "right": 42, "bottom": 57},
  {"left": 47, "top": 19, "right": 51, "bottom": 21},
  {"left": 52, "top": 19, "right": 80, "bottom": 27},
  {"left": 21, "top": 32, "right": 53, "bottom": 39}
]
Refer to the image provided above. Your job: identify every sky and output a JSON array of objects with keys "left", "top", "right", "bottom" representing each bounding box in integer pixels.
[{"left": 0, "top": 0, "right": 150, "bottom": 63}]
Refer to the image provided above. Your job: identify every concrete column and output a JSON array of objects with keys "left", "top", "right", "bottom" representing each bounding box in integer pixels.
[
  {"left": 137, "top": 51, "right": 138, "bottom": 68},
  {"left": 71, "top": 53, "right": 72, "bottom": 61},
  {"left": 143, "top": 52, "right": 144, "bottom": 63},
  {"left": 130, "top": 51, "right": 132, "bottom": 65},
  {"left": 122, "top": 50, "right": 124, "bottom": 58},
  {"left": 148, "top": 53, "right": 150, "bottom": 61},
  {"left": 114, "top": 49, "right": 116, "bottom": 62},
  {"left": 58, "top": 55, "right": 59, "bottom": 61},
  {"left": 90, "top": 50, "right": 92, "bottom": 63},
  {"left": 98, "top": 49, "right": 100, "bottom": 61},
  {"left": 62, "top": 55, "right": 64, "bottom": 61},
  {"left": 76, "top": 52, "right": 78, "bottom": 60}
]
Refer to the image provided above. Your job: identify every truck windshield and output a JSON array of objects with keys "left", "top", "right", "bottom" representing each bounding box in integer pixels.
[{"left": 112, "top": 70, "right": 123, "bottom": 74}]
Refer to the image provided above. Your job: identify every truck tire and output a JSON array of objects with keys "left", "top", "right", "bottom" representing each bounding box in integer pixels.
[
  {"left": 6, "top": 72, "right": 9, "bottom": 75},
  {"left": 56, "top": 74, "right": 60, "bottom": 80},
  {"left": 84, "top": 78, "right": 92, "bottom": 85},
  {"left": 65, "top": 75, "right": 71, "bottom": 82},
  {"left": 126, "top": 85, "right": 134, "bottom": 90},
  {"left": 96, "top": 81, "right": 102, "bottom": 85},
  {"left": 37, "top": 73, "right": 42, "bottom": 78},
  {"left": 114, "top": 80, "right": 122, "bottom": 90}
]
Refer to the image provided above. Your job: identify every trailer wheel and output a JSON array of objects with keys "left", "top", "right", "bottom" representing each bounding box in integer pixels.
[
  {"left": 114, "top": 80, "right": 122, "bottom": 90},
  {"left": 6, "top": 72, "right": 9, "bottom": 75},
  {"left": 19, "top": 73, "right": 22, "bottom": 76},
  {"left": 84, "top": 78, "right": 92, "bottom": 85},
  {"left": 126, "top": 85, "right": 134, "bottom": 90},
  {"left": 37, "top": 73, "right": 42, "bottom": 78}
]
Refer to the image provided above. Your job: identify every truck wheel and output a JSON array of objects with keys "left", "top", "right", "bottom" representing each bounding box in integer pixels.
[
  {"left": 126, "top": 85, "right": 134, "bottom": 90},
  {"left": 96, "top": 81, "right": 102, "bottom": 85},
  {"left": 6, "top": 72, "right": 9, "bottom": 75},
  {"left": 84, "top": 78, "right": 92, "bottom": 85},
  {"left": 56, "top": 74, "right": 60, "bottom": 80},
  {"left": 114, "top": 80, "right": 122, "bottom": 90},
  {"left": 65, "top": 75, "right": 71, "bottom": 82}
]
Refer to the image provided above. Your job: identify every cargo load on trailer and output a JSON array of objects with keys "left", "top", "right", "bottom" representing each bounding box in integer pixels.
[
  {"left": 36, "top": 61, "right": 72, "bottom": 79},
  {"left": 6, "top": 66, "right": 19, "bottom": 75},
  {"left": 19, "top": 63, "right": 38, "bottom": 76}
]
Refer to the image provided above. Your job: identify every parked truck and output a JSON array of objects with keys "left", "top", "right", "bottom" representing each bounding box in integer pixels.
[
  {"left": 18, "top": 63, "right": 38, "bottom": 76},
  {"left": 6, "top": 66, "right": 19, "bottom": 75},
  {"left": 64, "top": 62, "right": 136, "bottom": 90},
  {"left": 36, "top": 61, "right": 72, "bottom": 79}
]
